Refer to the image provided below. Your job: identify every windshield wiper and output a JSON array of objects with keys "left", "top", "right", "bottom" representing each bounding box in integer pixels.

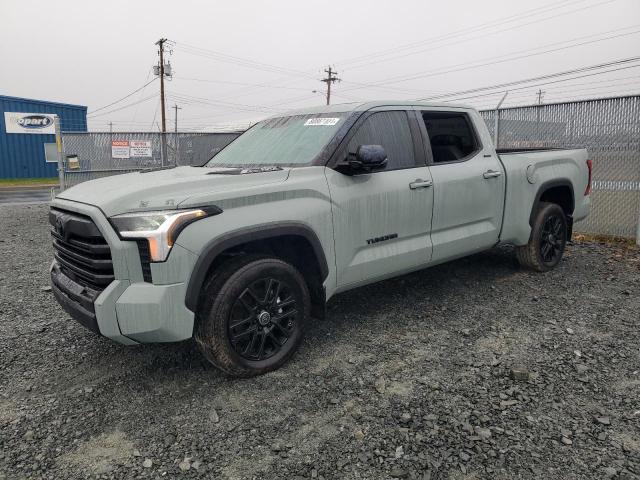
[
  {"left": 140, "top": 165, "right": 177, "bottom": 173},
  {"left": 207, "top": 165, "right": 284, "bottom": 175}
]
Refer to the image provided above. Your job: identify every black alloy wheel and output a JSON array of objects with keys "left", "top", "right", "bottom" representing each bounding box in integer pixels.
[
  {"left": 228, "top": 278, "right": 297, "bottom": 361},
  {"left": 540, "top": 214, "right": 566, "bottom": 265}
]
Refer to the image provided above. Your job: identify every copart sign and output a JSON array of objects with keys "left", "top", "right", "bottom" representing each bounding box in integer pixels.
[{"left": 4, "top": 112, "right": 57, "bottom": 134}]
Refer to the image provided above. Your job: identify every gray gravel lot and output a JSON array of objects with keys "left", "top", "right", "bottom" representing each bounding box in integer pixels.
[{"left": 1, "top": 203, "right": 639, "bottom": 480}]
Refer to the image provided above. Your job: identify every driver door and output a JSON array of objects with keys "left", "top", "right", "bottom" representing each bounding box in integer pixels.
[{"left": 325, "top": 109, "right": 434, "bottom": 291}]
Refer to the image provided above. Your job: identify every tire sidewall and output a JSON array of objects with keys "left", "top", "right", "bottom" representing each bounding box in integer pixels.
[{"left": 200, "top": 259, "right": 309, "bottom": 374}]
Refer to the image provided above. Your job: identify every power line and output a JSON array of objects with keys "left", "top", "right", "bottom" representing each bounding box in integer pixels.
[
  {"left": 469, "top": 77, "right": 640, "bottom": 106},
  {"left": 172, "top": 76, "right": 313, "bottom": 91},
  {"left": 160, "top": 0, "right": 623, "bottom": 108},
  {"left": 167, "top": 92, "right": 280, "bottom": 112},
  {"left": 166, "top": 91, "right": 282, "bottom": 114},
  {"left": 163, "top": 0, "right": 602, "bottom": 104},
  {"left": 170, "top": 89, "right": 328, "bottom": 113},
  {"left": 334, "top": 26, "right": 640, "bottom": 98},
  {"left": 168, "top": 40, "right": 317, "bottom": 80},
  {"left": 440, "top": 68, "right": 640, "bottom": 105},
  {"left": 340, "top": 25, "right": 640, "bottom": 93},
  {"left": 87, "top": 93, "right": 158, "bottom": 118},
  {"left": 335, "top": 0, "right": 587, "bottom": 66},
  {"left": 420, "top": 73, "right": 640, "bottom": 108},
  {"left": 269, "top": 92, "right": 328, "bottom": 107},
  {"left": 87, "top": 77, "right": 157, "bottom": 114},
  {"left": 430, "top": 61, "right": 640, "bottom": 103},
  {"left": 168, "top": 40, "right": 317, "bottom": 102},
  {"left": 338, "top": 0, "right": 618, "bottom": 71},
  {"left": 150, "top": 99, "right": 159, "bottom": 131},
  {"left": 474, "top": 89, "right": 640, "bottom": 110},
  {"left": 521, "top": 73, "right": 640, "bottom": 92},
  {"left": 131, "top": 67, "right": 153, "bottom": 123},
  {"left": 415, "top": 57, "right": 640, "bottom": 101}
]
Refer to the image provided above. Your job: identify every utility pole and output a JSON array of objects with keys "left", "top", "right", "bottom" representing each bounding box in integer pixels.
[
  {"left": 535, "top": 89, "right": 545, "bottom": 146},
  {"left": 321, "top": 66, "right": 340, "bottom": 105},
  {"left": 155, "top": 38, "right": 172, "bottom": 166},
  {"left": 173, "top": 104, "right": 182, "bottom": 166},
  {"left": 173, "top": 104, "right": 181, "bottom": 134},
  {"left": 155, "top": 38, "right": 168, "bottom": 133}
]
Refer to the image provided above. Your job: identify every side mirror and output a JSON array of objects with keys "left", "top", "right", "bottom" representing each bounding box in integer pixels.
[{"left": 337, "top": 145, "right": 388, "bottom": 175}]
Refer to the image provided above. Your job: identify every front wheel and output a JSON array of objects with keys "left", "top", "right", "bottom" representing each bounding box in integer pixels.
[
  {"left": 195, "top": 255, "right": 310, "bottom": 377},
  {"left": 516, "top": 202, "right": 567, "bottom": 272}
]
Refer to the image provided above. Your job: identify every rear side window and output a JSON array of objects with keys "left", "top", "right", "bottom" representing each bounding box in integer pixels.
[
  {"left": 420, "top": 111, "right": 480, "bottom": 163},
  {"left": 347, "top": 111, "right": 416, "bottom": 170}
]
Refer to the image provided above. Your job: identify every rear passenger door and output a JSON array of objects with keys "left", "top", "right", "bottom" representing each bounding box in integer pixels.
[
  {"left": 416, "top": 108, "right": 505, "bottom": 263},
  {"left": 326, "top": 109, "right": 434, "bottom": 290}
]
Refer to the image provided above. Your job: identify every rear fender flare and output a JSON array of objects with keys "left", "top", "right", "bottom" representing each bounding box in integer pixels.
[{"left": 529, "top": 179, "right": 575, "bottom": 226}]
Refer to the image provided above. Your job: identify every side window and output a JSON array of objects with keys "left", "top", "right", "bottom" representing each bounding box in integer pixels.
[
  {"left": 347, "top": 111, "right": 416, "bottom": 170},
  {"left": 420, "top": 111, "right": 480, "bottom": 163}
]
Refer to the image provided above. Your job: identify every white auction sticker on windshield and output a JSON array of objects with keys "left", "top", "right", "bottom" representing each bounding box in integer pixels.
[{"left": 304, "top": 117, "right": 340, "bottom": 126}]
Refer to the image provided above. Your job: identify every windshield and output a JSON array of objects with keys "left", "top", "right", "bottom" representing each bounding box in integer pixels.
[{"left": 205, "top": 113, "right": 349, "bottom": 167}]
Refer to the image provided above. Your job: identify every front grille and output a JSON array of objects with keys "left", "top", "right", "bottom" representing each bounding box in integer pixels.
[{"left": 49, "top": 208, "right": 114, "bottom": 292}]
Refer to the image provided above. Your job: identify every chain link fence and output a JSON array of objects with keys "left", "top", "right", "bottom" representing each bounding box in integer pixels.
[
  {"left": 58, "top": 97, "right": 639, "bottom": 240},
  {"left": 480, "top": 95, "right": 640, "bottom": 239},
  {"left": 59, "top": 131, "right": 241, "bottom": 188}
]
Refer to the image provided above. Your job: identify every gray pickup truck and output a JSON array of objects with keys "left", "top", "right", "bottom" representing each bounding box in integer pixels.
[{"left": 49, "top": 101, "right": 591, "bottom": 376}]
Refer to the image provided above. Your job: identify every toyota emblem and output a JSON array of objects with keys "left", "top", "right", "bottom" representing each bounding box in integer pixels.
[{"left": 56, "top": 216, "right": 65, "bottom": 237}]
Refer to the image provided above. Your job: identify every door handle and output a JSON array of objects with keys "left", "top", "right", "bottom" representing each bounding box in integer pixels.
[
  {"left": 483, "top": 170, "right": 503, "bottom": 179},
  {"left": 409, "top": 179, "right": 433, "bottom": 189}
]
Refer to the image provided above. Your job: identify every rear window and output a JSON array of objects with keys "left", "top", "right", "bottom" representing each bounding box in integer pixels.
[{"left": 420, "top": 111, "right": 480, "bottom": 163}]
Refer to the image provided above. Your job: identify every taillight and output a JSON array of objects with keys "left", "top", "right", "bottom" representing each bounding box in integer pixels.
[{"left": 584, "top": 159, "right": 592, "bottom": 195}]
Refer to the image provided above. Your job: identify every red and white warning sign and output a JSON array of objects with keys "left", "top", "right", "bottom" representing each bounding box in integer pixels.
[
  {"left": 130, "top": 140, "right": 152, "bottom": 157},
  {"left": 111, "top": 140, "right": 130, "bottom": 159}
]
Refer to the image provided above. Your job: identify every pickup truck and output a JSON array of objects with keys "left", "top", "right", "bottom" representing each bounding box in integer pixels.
[{"left": 49, "top": 101, "right": 591, "bottom": 376}]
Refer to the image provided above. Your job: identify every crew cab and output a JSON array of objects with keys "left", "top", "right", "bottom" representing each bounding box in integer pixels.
[{"left": 49, "top": 101, "right": 591, "bottom": 376}]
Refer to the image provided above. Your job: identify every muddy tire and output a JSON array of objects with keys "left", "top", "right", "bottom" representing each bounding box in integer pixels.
[
  {"left": 516, "top": 202, "right": 568, "bottom": 272},
  {"left": 195, "top": 255, "right": 310, "bottom": 377}
]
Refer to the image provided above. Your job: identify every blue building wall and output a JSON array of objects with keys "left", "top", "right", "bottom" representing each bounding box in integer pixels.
[{"left": 0, "top": 95, "right": 87, "bottom": 179}]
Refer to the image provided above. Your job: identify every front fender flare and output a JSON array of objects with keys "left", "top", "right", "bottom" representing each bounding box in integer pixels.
[{"left": 184, "top": 222, "right": 329, "bottom": 312}]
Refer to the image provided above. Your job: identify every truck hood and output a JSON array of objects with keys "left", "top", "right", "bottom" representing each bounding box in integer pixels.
[{"left": 56, "top": 166, "right": 290, "bottom": 217}]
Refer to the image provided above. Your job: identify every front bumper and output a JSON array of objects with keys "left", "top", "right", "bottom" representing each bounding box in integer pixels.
[
  {"left": 51, "top": 264, "right": 100, "bottom": 334},
  {"left": 50, "top": 199, "right": 198, "bottom": 345}
]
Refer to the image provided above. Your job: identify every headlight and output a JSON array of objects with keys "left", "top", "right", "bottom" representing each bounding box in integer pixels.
[{"left": 111, "top": 207, "right": 221, "bottom": 262}]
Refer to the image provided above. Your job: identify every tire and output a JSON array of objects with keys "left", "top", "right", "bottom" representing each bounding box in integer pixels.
[
  {"left": 195, "top": 255, "right": 310, "bottom": 377},
  {"left": 516, "top": 202, "right": 568, "bottom": 272}
]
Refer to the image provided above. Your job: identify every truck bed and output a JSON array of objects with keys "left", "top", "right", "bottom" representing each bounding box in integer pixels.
[{"left": 496, "top": 147, "right": 590, "bottom": 245}]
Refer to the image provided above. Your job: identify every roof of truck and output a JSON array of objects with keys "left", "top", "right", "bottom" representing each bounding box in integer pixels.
[{"left": 274, "top": 100, "right": 476, "bottom": 116}]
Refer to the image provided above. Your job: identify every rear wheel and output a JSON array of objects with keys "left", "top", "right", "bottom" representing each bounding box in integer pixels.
[
  {"left": 516, "top": 202, "right": 567, "bottom": 272},
  {"left": 195, "top": 255, "right": 310, "bottom": 377}
]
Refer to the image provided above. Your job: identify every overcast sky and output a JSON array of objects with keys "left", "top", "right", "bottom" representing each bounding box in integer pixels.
[{"left": 1, "top": 0, "right": 639, "bottom": 131}]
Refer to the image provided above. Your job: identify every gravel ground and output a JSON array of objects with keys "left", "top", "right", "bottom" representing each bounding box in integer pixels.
[{"left": 1, "top": 203, "right": 639, "bottom": 480}]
